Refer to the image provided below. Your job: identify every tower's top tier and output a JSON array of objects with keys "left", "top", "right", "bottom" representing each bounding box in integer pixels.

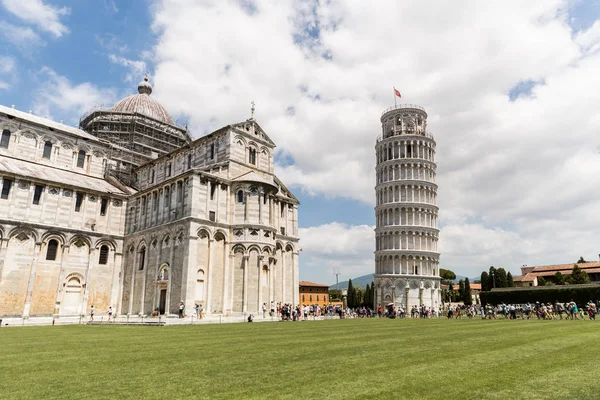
[{"left": 380, "top": 104, "right": 430, "bottom": 140}]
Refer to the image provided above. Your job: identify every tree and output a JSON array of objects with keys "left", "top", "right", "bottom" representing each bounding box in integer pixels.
[
  {"left": 571, "top": 265, "right": 590, "bottom": 284},
  {"left": 496, "top": 268, "right": 508, "bottom": 288},
  {"left": 364, "top": 283, "right": 371, "bottom": 307},
  {"left": 347, "top": 279, "right": 354, "bottom": 308},
  {"left": 577, "top": 256, "right": 588, "bottom": 264},
  {"left": 489, "top": 266, "right": 497, "bottom": 289},
  {"left": 458, "top": 280, "right": 465, "bottom": 301},
  {"left": 507, "top": 272, "right": 514, "bottom": 287},
  {"left": 481, "top": 271, "right": 490, "bottom": 292},
  {"left": 463, "top": 278, "right": 473, "bottom": 305},
  {"left": 537, "top": 276, "right": 547, "bottom": 286},
  {"left": 439, "top": 268, "right": 456, "bottom": 283},
  {"left": 554, "top": 272, "right": 568, "bottom": 285}
]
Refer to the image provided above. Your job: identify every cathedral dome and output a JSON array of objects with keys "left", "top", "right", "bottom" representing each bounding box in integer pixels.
[{"left": 111, "top": 77, "right": 175, "bottom": 125}]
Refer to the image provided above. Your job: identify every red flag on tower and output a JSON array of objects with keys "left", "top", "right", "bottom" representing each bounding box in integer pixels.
[{"left": 394, "top": 88, "right": 401, "bottom": 98}]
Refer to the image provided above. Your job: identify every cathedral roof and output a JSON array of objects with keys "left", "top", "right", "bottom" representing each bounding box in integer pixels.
[
  {"left": 0, "top": 154, "right": 131, "bottom": 195},
  {"left": 232, "top": 170, "right": 274, "bottom": 186},
  {"left": 111, "top": 77, "right": 175, "bottom": 125}
]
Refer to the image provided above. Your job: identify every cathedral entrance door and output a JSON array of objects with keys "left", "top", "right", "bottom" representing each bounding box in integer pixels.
[{"left": 159, "top": 289, "right": 167, "bottom": 315}]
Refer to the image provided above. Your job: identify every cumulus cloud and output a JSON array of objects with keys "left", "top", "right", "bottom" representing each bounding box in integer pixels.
[
  {"left": 108, "top": 54, "right": 147, "bottom": 82},
  {"left": 1, "top": 0, "right": 70, "bottom": 38},
  {"left": 146, "top": 0, "right": 600, "bottom": 279},
  {"left": 299, "top": 223, "right": 374, "bottom": 281},
  {"left": 0, "top": 55, "right": 16, "bottom": 90},
  {"left": 33, "top": 67, "right": 117, "bottom": 123},
  {"left": 0, "top": 21, "right": 43, "bottom": 50}
]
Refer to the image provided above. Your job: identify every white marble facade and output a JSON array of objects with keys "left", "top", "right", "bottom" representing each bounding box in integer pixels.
[
  {"left": 0, "top": 80, "right": 299, "bottom": 318},
  {"left": 374, "top": 105, "right": 441, "bottom": 311}
]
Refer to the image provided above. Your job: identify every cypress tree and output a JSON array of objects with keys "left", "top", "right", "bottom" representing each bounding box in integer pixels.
[
  {"left": 489, "top": 266, "right": 497, "bottom": 289},
  {"left": 463, "top": 278, "right": 472, "bottom": 305},
  {"left": 507, "top": 272, "right": 514, "bottom": 287},
  {"left": 458, "top": 280, "right": 465, "bottom": 302},
  {"left": 347, "top": 279, "right": 354, "bottom": 308},
  {"left": 497, "top": 268, "right": 508, "bottom": 288},
  {"left": 481, "top": 271, "right": 490, "bottom": 291}
]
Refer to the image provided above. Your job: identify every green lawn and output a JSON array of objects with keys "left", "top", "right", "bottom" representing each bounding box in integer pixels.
[{"left": 1, "top": 318, "right": 598, "bottom": 399}]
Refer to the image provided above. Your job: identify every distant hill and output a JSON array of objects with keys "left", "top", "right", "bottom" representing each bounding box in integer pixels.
[
  {"left": 329, "top": 273, "right": 375, "bottom": 290},
  {"left": 453, "top": 275, "right": 480, "bottom": 283}
]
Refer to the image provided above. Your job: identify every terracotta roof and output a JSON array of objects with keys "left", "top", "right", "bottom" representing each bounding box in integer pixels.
[
  {"left": 512, "top": 273, "right": 536, "bottom": 282},
  {"left": 470, "top": 283, "right": 482, "bottom": 290},
  {"left": 299, "top": 281, "right": 330, "bottom": 288},
  {"left": 529, "top": 262, "right": 600, "bottom": 273}
]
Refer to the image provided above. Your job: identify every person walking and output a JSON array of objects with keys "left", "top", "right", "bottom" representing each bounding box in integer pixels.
[
  {"left": 90, "top": 305, "right": 95, "bottom": 321},
  {"left": 107, "top": 306, "right": 113, "bottom": 322},
  {"left": 178, "top": 301, "right": 185, "bottom": 318}
]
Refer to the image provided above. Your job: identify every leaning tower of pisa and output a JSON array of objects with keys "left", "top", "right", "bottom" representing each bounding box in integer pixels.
[{"left": 374, "top": 104, "right": 441, "bottom": 312}]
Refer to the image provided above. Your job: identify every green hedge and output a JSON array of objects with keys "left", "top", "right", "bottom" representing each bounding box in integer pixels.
[{"left": 479, "top": 285, "right": 600, "bottom": 307}]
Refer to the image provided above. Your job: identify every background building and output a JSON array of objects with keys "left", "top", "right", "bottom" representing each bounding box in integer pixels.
[
  {"left": 299, "top": 281, "right": 330, "bottom": 306},
  {"left": 374, "top": 104, "right": 441, "bottom": 311},
  {"left": 0, "top": 78, "right": 299, "bottom": 318},
  {"left": 513, "top": 262, "right": 600, "bottom": 287}
]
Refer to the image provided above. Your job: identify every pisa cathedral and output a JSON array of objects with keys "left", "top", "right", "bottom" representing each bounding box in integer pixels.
[
  {"left": 374, "top": 104, "right": 441, "bottom": 310},
  {"left": 0, "top": 78, "right": 299, "bottom": 318}
]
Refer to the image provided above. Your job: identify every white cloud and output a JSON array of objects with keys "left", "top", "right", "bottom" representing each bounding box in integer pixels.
[
  {"left": 146, "top": 0, "right": 600, "bottom": 279},
  {"left": 0, "top": 21, "right": 43, "bottom": 49},
  {"left": 108, "top": 54, "right": 147, "bottom": 82},
  {"left": 33, "top": 67, "right": 117, "bottom": 123},
  {"left": 0, "top": 55, "right": 16, "bottom": 90},
  {"left": 1, "top": 0, "right": 70, "bottom": 38},
  {"left": 299, "top": 223, "right": 374, "bottom": 282},
  {"left": 0, "top": 56, "right": 16, "bottom": 74},
  {"left": 103, "top": 0, "right": 118, "bottom": 14}
]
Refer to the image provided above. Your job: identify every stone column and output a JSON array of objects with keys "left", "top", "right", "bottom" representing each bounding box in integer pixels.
[
  {"left": 166, "top": 240, "right": 175, "bottom": 315},
  {"left": 206, "top": 239, "right": 214, "bottom": 313},
  {"left": 242, "top": 255, "right": 249, "bottom": 313},
  {"left": 258, "top": 191, "right": 263, "bottom": 224},
  {"left": 0, "top": 237, "right": 9, "bottom": 285},
  {"left": 110, "top": 249, "right": 123, "bottom": 313},
  {"left": 81, "top": 247, "right": 96, "bottom": 317},
  {"left": 244, "top": 190, "right": 249, "bottom": 222},
  {"left": 23, "top": 241, "right": 42, "bottom": 317},
  {"left": 257, "top": 255, "right": 264, "bottom": 312}
]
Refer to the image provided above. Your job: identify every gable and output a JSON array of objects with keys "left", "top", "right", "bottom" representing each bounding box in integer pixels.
[{"left": 231, "top": 120, "right": 276, "bottom": 147}]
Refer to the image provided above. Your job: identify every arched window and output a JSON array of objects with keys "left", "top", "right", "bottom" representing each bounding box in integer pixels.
[
  {"left": 98, "top": 245, "right": 109, "bottom": 265},
  {"left": 159, "top": 265, "right": 169, "bottom": 281},
  {"left": 237, "top": 190, "right": 244, "bottom": 203},
  {"left": 138, "top": 247, "right": 146, "bottom": 270},
  {"left": 46, "top": 239, "right": 59, "bottom": 261},
  {"left": 249, "top": 148, "right": 256, "bottom": 165},
  {"left": 414, "top": 265, "right": 418, "bottom": 275},
  {"left": 0, "top": 129, "right": 10, "bottom": 148},
  {"left": 76, "top": 150, "right": 86, "bottom": 168},
  {"left": 195, "top": 269, "right": 205, "bottom": 300},
  {"left": 43, "top": 141, "right": 53, "bottom": 159}
]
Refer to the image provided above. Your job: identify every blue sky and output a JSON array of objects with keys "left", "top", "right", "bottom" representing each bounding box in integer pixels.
[{"left": 1, "top": 0, "right": 600, "bottom": 285}]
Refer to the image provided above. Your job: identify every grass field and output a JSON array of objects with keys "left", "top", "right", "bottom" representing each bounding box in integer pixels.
[{"left": 1, "top": 318, "right": 599, "bottom": 399}]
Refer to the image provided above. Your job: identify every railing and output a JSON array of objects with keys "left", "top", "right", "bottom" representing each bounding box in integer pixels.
[
  {"left": 376, "top": 131, "right": 435, "bottom": 142},
  {"left": 381, "top": 104, "right": 426, "bottom": 116}
]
